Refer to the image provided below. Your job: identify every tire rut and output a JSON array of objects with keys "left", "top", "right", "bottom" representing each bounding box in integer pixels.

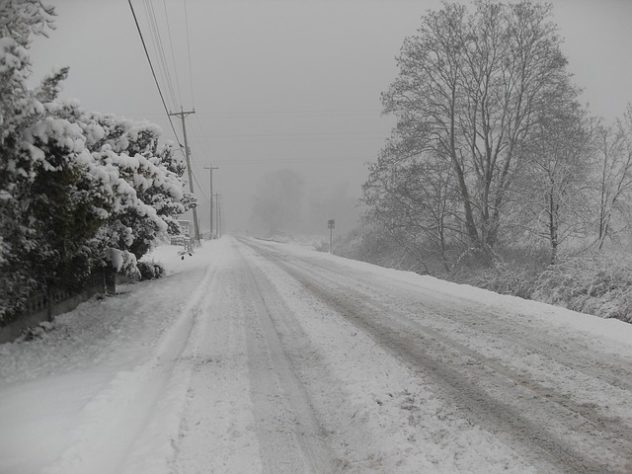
[
  {"left": 242, "top": 240, "right": 632, "bottom": 473},
  {"left": 299, "top": 253, "right": 632, "bottom": 394},
  {"left": 236, "top": 245, "right": 339, "bottom": 473}
]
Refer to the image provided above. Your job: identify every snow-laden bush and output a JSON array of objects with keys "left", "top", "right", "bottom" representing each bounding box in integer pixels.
[
  {"left": 532, "top": 253, "right": 632, "bottom": 323},
  {"left": 0, "top": 0, "right": 58, "bottom": 323},
  {"left": 136, "top": 261, "right": 166, "bottom": 281},
  {"left": 454, "top": 248, "right": 632, "bottom": 323},
  {"left": 0, "top": 2, "right": 191, "bottom": 324}
]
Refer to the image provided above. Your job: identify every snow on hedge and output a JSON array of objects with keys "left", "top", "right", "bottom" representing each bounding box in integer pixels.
[{"left": 0, "top": 1, "right": 192, "bottom": 323}]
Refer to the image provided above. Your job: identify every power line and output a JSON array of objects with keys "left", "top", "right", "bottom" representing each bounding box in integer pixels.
[
  {"left": 169, "top": 107, "right": 201, "bottom": 241},
  {"left": 183, "top": 0, "right": 196, "bottom": 107},
  {"left": 127, "top": 0, "right": 183, "bottom": 147},
  {"left": 131, "top": 0, "right": 209, "bottom": 233},
  {"left": 192, "top": 172, "right": 209, "bottom": 201},
  {"left": 143, "top": 0, "right": 178, "bottom": 108},
  {"left": 191, "top": 114, "right": 210, "bottom": 143},
  {"left": 161, "top": 0, "right": 184, "bottom": 107},
  {"left": 195, "top": 131, "right": 384, "bottom": 138},
  {"left": 103, "top": 110, "right": 382, "bottom": 120},
  {"left": 193, "top": 110, "right": 381, "bottom": 119},
  {"left": 136, "top": 0, "right": 208, "bottom": 208},
  {"left": 209, "top": 160, "right": 369, "bottom": 167},
  {"left": 141, "top": 0, "right": 172, "bottom": 106}
]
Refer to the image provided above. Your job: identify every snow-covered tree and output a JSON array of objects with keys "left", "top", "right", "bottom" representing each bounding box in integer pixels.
[
  {"left": 511, "top": 83, "right": 592, "bottom": 263},
  {"left": 0, "top": 1, "right": 190, "bottom": 323},
  {"left": 0, "top": 0, "right": 57, "bottom": 320},
  {"left": 594, "top": 107, "right": 632, "bottom": 249},
  {"left": 380, "top": 1, "right": 574, "bottom": 253},
  {"left": 363, "top": 124, "right": 460, "bottom": 272},
  {"left": 76, "top": 110, "right": 190, "bottom": 260}
]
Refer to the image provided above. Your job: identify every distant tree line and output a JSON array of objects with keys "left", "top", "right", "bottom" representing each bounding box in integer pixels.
[
  {"left": 0, "top": 1, "right": 192, "bottom": 323},
  {"left": 363, "top": 0, "right": 632, "bottom": 273}
]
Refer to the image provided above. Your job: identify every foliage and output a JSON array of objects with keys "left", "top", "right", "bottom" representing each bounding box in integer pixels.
[
  {"left": 0, "top": 0, "right": 59, "bottom": 321},
  {"left": 336, "top": 224, "right": 434, "bottom": 275},
  {"left": 136, "top": 260, "right": 166, "bottom": 281},
  {"left": 0, "top": 2, "right": 189, "bottom": 324}
]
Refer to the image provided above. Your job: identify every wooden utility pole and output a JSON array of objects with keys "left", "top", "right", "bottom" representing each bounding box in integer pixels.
[
  {"left": 204, "top": 165, "right": 219, "bottom": 238},
  {"left": 169, "top": 107, "right": 200, "bottom": 242},
  {"left": 214, "top": 193, "right": 220, "bottom": 238},
  {"left": 328, "top": 219, "right": 335, "bottom": 254}
]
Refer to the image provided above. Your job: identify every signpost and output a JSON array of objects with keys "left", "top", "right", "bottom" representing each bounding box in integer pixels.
[{"left": 328, "top": 219, "right": 335, "bottom": 254}]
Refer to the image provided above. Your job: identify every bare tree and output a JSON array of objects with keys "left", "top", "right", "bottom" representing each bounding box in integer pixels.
[
  {"left": 595, "top": 106, "right": 632, "bottom": 249},
  {"left": 515, "top": 83, "right": 591, "bottom": 264},
  {"left": 380, "top": 1, "right": 574, "bottom": 254},
  {"left": 363, "top": 118, "right": 462, "bottom": 272}
]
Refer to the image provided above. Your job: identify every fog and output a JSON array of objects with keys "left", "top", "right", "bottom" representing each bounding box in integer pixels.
[{"left": 31, "top": 0, "right": 632, "bottom": 237}]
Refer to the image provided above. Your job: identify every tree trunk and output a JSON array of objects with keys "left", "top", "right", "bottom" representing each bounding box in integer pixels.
[{"left": 549, "top": 190, "right": 558, "bottom": 265}]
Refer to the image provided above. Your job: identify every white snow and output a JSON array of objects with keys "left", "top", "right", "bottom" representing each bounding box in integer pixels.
[
  {"left": 265, "top": 238, "right": 632, "bottom": 352},
  {"left": 0, "top": 243, "right": 218, "bottom": 474},
  {"left": 1, "top": 236, "right": 632, "bottom": 473}
]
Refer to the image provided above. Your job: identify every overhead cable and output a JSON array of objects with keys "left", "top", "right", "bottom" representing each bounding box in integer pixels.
[
  {"left": 183, "top": 0, "right": 196, "bottom": 106},
  {"left": 161, "top": 0, "right": 184, "bottom": 107},
  {"left": 127, "top": 0, "right": 183, "bottom": 147},
  {"left": 143, "top": 0, "right": 178, "bottom": 108}
]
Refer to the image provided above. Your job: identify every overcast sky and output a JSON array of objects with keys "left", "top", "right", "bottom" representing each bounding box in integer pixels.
[{"left": 31, "top": 0, "right": 632, "bottom": 234}]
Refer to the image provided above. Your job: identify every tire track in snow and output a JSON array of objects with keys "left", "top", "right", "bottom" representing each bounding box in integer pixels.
[
  {"left": 250, "top": 241, "right": 632, "bottom": 421},
  {"left": 281, "top": 252, "right": 632, "bottom": 438},
  {"left": 235, "top": 244, "right": 338, "bottom": 474},
  {"left": 243, "top": 239, "right": 632, "bottom": 474},
  {"left": 285, "top": 254, "right": 632, "bottom": 427},
  {"left": 285, "top": 249, "right": 632, "bottom": 395},
  {"left": 169, "top": 247, "right": 263, "bottom": 474}
]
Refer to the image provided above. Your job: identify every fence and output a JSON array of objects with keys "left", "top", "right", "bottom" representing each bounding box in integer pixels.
[{"left": 0, "top": 271, "right": 109, "bottom": 344}]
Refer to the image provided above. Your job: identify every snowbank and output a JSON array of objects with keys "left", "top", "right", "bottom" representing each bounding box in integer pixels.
[{"left": 256, "top": 238, "right": 632, "bottom": 351}]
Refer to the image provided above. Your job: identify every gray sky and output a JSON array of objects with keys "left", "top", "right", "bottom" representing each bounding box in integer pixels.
[{"left": 32, "top": 0, "right": 632, "bottom": 234}]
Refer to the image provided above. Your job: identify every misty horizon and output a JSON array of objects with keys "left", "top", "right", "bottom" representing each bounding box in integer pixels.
[{"left": 29, "top": 0, "right": 632, "bottom": 237}]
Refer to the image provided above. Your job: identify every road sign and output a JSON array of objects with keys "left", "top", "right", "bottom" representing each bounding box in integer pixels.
[{"left": 328, "top": 219, "right": 335, "bottom": 230}]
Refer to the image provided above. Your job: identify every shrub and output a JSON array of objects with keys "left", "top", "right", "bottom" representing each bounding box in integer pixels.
[
  {"left": 532, "top": 252, "right": 632, "bottom": 322},
  {"left": 137, "top": 261, "right": 165, "bottom": 281}
]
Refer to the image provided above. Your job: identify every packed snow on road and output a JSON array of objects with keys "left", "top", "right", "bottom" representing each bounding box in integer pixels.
[{"left": 2, "top": 236, "right": 632, "bottom": 474}]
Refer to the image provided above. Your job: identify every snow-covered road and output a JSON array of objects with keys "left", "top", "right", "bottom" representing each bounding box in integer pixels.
[{"left": 2, "top": 236, "right": 632, "bottom": 473}]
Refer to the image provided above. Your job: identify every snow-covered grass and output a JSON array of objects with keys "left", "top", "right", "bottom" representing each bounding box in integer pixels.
[
  {"left": 453, "top": 249, "right": 632, "bottom": 324},
  {"left": 531, "top": 252, "right": 632, "bottom": 322},
  {"left": 337, "top": 230, "right": 632, "bottom": 325},
  {"left": 263, "top": 239, "right": 632, "bottom": 350}
]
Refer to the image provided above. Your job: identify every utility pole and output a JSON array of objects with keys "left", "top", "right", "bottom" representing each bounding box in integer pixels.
[
  {"left": 214, "top": 193, "right": 220, "bottom": 238},
  {"left": 204, "top": 165, "right": 219, "bottom": 238},
  {"left": 328, "top": 219, "right": 335, "bottom": 254},
  {"left": 169, "top": 107, "right": 200, "bottom": 242}
]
